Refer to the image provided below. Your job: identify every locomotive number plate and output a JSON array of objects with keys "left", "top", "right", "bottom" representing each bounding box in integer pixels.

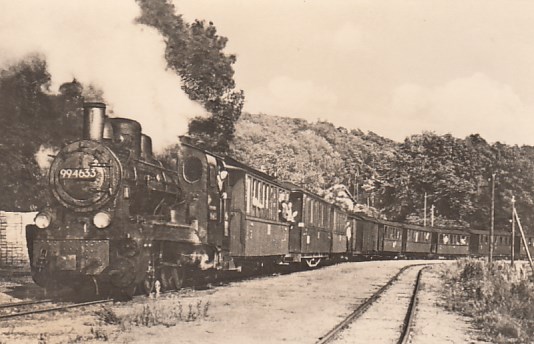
[{"left": 59, "top": 168, "right": 98, "bottom": 179}]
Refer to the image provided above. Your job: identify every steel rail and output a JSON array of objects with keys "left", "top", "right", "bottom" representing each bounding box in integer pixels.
[
  {"left": 316, "top": 263, "right": 428, "bottom": 344},
  {"left": 0, "top": 299, "right": 113, "bottom": 320},
  {"left": 0, "top": 299, "right": 53, "bottom": 310},
  {"left": 398, "top": 266, "right": 427, "bottom": 344}
]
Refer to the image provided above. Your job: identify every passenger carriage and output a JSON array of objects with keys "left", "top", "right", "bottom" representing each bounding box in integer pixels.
[
  {"left": 377, "top": 219, "right": 404, "bottom": 258},
  {"left": 221, "top": 157, "right": 291, "bottom": 269},
  {"left": 469, "top": 229, "right": 520, "bottom": 259},
  {"left": 347, "top": 213, "right": 380, "bottom": 259},
  {"left": 401, "top": 223, "right": 435, "bottom": 258},
  {"left": 433, "top": 227, "right": 470, "bottom": 257},
  {"left": 283, "top": 185, "right": 333, "bottom": 267}
]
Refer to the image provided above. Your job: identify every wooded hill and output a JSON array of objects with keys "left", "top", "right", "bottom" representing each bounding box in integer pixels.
[{"left": 230, "top": 113, "right": 534, "bottom": 233}]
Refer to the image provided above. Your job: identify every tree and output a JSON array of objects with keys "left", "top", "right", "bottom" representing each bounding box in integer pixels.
[
  {"left": 231, "top": 113, "right": 343, "bottom": 193},
  {"left": 0, "top": 56, "right": 55, "bottom": 210},
  {"left": 0, "top": 57, "right": 104, "bottom": 211},
  {"left": 136, "top": 0, "right": 244, "bottom": 153}
]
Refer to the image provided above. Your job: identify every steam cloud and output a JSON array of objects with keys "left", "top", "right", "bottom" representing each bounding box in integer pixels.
[{"left": 0, "top": 0, "right": 206, "bottom": 151}]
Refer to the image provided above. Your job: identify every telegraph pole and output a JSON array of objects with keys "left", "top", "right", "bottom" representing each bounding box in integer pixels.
[
  {"left": 489, "top": 173, "right": 496, "bottom": 264},
  {"left": 431, "top": 204, "right": 435, "bottom": 227},
  {"left": 511, "top": 196, "right": 515, "bottom": 266}
]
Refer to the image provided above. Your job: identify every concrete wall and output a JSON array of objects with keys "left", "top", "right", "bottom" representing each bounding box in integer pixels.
[{"left": 0, "top": 211, "right": 36, "bottom": 267}]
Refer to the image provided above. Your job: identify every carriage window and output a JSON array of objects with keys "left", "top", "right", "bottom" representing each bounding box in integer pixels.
[
  {"left": 263, "top": 184, "right": 268, "bottom": 217},
  {"left": 323, "top": 204, "right": 327, "bottom": 228},
  {"left": 316, "top": 201, "right": 320, "bottom": 226},
  {"left": 310, "top": 199, "right": 315, "bottom": 223},
  {"left": 320, "top": 202, "right": 324, "bottom": 227},
  {"left": 246, "top": 176, "right": 281, "bottom": 221},
  {"left": 265, "top": 185, "right": 276, "bottom": 219},
  {"left": 338, "top": 212, "right": 346, "bottom": 232},
  {"left": 246, "top": 176, "right": 251, "bottom": 213},
  {"left": 183, "top": 157, "right": 203, "bottom": 183},
  {"left": 333, "top": 210, "right": 337, "bottom": 229},
  {"left": 385, "top": 226, "right": 401, "bottom": 240}
]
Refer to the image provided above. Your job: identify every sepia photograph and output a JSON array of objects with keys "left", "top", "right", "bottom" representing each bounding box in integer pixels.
[{"left": 0, "top": 1, "right": 533, "bottom": 343}]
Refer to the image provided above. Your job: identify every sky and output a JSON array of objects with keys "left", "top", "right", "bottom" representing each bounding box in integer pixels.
[
  {"left": 177, "top": 0, "right": 534, "bottom": 145},
  {"left": 1, "top": 1, "right": 534, "bottom": 146}
]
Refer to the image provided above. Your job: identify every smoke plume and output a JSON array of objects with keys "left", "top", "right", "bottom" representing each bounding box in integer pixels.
[{"left": 0, "top": 0, "right": 206, "bottom": 151}]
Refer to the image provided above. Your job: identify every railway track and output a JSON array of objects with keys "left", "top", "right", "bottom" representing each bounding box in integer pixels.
[
  {"left": 0, "top": 298, "right": 113, "bottom": 321},
  {"left": 317, "top": 264, "right": 427, "bottom": 344}
]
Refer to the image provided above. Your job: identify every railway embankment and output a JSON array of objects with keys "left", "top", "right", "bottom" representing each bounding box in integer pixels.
[
  {"left": 439, "top": 258, "right": 533, "bottom": 344},
  {"left": 1, "top": 259, "right": 523, "bottom": 344}
]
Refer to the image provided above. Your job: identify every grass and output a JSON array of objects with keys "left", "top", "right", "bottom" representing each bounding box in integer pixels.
[
  {"left": 95, "top": 298, "right": 211, "bottom": 330},
  {"left": 441, "top": 258, "right": 534, "bottom": 344}
]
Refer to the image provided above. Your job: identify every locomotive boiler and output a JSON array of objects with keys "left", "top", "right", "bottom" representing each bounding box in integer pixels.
[{"left": 26, "top": 102, "right": 220, "bottom": 297}]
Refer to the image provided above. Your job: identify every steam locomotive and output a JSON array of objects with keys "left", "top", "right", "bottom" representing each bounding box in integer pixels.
[
  {"left": 26, "top": 102, "right": 534, "bottom": 297},
  {"left": 26, "top": 102, "right": 225, "bottom": 297}
]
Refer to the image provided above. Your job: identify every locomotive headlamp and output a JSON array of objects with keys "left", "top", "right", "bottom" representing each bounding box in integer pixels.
[
  {"left": 35, "top": 212, "right": 52, "bottom": 229},
  {"left": 93, "top": 212, "right": 111, "bottom": 229}
]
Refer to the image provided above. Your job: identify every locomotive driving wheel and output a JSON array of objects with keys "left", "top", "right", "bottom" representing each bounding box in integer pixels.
[{"left": 160, "top": 265, "right": 185, "bottom": 291}]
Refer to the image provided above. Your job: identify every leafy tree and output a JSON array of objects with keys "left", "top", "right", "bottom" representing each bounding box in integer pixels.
[
  {"left": 135, "top": 0, "right": 244, "bottom": 153},
  {"left": 0, "top": 57, "right": 101, "bottom": 211},
  {"left": 381, "top": 132, "right": 483, "bottom": 226},
  {"left": 0, "top": 56, "right": 55, "bottom": 210},
  {"left": 231, "top": 113, "right": 343, "bottom": 193}
]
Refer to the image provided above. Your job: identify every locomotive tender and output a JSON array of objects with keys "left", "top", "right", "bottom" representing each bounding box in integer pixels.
[{"left": 26, "top": 102, "right": 534, "bottom": 297}]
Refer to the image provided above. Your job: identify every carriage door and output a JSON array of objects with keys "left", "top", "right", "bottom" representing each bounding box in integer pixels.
[
  {"left": 377, "top": 224, "right": 384, "bottom": 251},
  {"left": 430, "top": 232, "right": 438, "bottom": 254},
  {"left": 288, "top": 192, "right": 303, "bottom": 253},
  {"left": 206, "top": 156, "right": 228, "bottom": 251},
  {"left": 401, "top": 228, "right": 408, "bottom": 252}
]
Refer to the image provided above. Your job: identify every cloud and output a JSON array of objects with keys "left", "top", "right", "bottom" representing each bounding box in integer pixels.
[
  {"left": 0, "top": 0, "right": 206, "bottom": 151},
  {"left": 390, "top": 73, "right": 533, "bottom": 143},
  {"left": 245, "top": 75, "right": 338, "bottom": 117}
]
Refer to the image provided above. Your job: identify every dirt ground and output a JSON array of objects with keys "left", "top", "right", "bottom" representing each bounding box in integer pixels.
[
  {"left": 409, "top": 265, "right": 489, "bottom": 344},
  {"left": 0, "top": 260, "right": 489, "bottom": 344}
]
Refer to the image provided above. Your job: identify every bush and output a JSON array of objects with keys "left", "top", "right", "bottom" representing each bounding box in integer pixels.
[{"left": 441, "top": 259, "right": 534, "bottom": 343}]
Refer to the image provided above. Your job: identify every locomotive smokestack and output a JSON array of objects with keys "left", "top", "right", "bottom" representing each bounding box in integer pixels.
[
  {"left": 83, "top": 102, "right": 106, "bottom": 141},
  {"left": 140, "top": 134, "right": 153, "bottom": 161}
]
